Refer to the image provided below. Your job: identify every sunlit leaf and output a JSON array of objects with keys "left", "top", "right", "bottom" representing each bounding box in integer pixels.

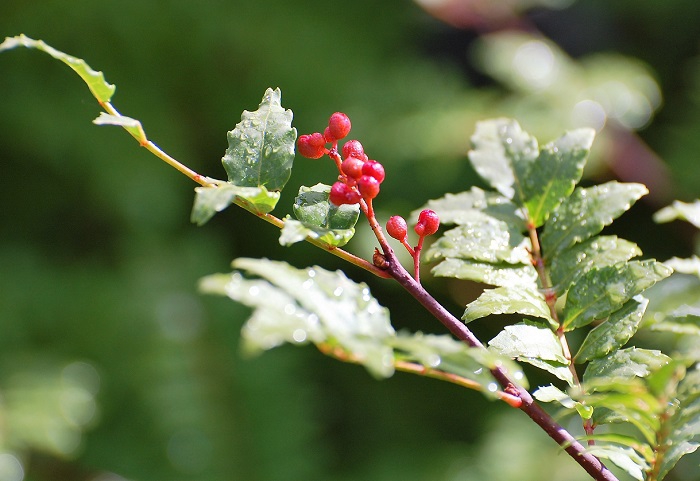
[
  {"left": 522, "top": 128, "right": 594, "bottom": 227},
  {"left": 654, "top": 199, "right": 700, "bottom": 229},
  {"left": 468, "top": 118, "right": 538, "bottom": 199},
  {"left": 549, "top": 236, "right": 642, "bottom": 296},
  {"left": 191, "top": 184, "right": 280, "bottom": 225},
  {"left": 664, "top": 256, "right": 700, "bottom": 277},
  {"left": 431, "top": 258, "right": 538, "bottom": 288},
  {"left": 92, "top": 113, "right": 146, "bottom": 142},
  {"left": 574, "top": 296, "right": 649, "bottom": 363},
  {"left": 541, "top": 182, "right": 648, "bottom": 260},
  {"left": 463, "top": 287, "right": 556, "bottom": 328},
  {"left": 583, "top": 348, "right": 671, "bottom": 384},
  {"left": 562, "top": 260, "right": 671, "bottom": 331},
  {"left": 533, "top": 384, "right": 593, "bottom": 418},
  {"left": 279, "top": 218, "right": 355, "bottom": 247},
  {"left": 585, "top": 445, "right": 649, "bottom": 481},
  {"left": 222, "top": 88, "right": 296, "bottom": 191},
  {"left": 0, "top": 34, "right": 115, "bottom": 102}
]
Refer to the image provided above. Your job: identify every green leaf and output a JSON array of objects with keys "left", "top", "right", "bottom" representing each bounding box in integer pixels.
[
  {"left": 549, "top": 236, "right": 642, "bottom": 296},
  {"left": 583, "top": 348, "right": 671, "bottom": 384},
  {"left": 280, "top": 218, "right": 356, "bottom": 247},
  {"left": 664, "top": 256, "right": 700, "bottom": 277},
  {"left": 468, "top": 118, "right": 539, "bottom": 199},
  {"left": 580, "top": 434, "right": 655, "bottom": 462},
  {"left": 200, "top": 258, "right": 395, "bottom": 378},
  {"left": 585, "top": 445, "right": 649, "bottom": 481},
  {"left": 533, "top": 384, "right": 593, "bottom": 419},
  {"left": 412, "top": 187, "right": 524, "bottom": 228},
  {"left": 488, "top": 322, "right": 573, "bottom": 384},
  {"left": 654, "top": 199, "right": 700, "bottom": 229},
  {"left": 0, "top": 34, "right": 116, "bottom": 102},
  {"left": 222, "top": 88, "right": 296, "bottom": 191},
  {"left": 574, "top": 296, "right": 649, "bottom": 363},
  {"left": 191, "top": 184, "right": 280, "bottom": 225},
  {"left": 431, "top": 258, "right": 538, "bottom": 288},
  {"left": 92, "top": 113, "right": 146, "bottom": 142},
  {"left": 426, "top": 219, "right": 530, "bottom": 265},
  {"left": 541, "top": 181, "right": 648, "bottom": 259},
  {"left": 522, "top": 128, "right": 594, "bottom": 227},
  {"left": 463, "top": 287, "right": 556, "bottom": 328},
  {"left": 562, "top": 260, "right": 671, "bottom": 331}
]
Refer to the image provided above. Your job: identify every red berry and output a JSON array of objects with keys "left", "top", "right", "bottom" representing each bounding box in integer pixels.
[
  {"left": 323, "top": 127, "right": 335, "bottom": 143},
  {"left": 386, "top": 216, "right": 408, "bottom": 241},
  {"left": 297, "top": 132, "right": 326, "bottom": 159},
  {"left": 341, "top": 156, "right": 365, "bottom": 179},
  {"left": 414, "top": 209, "right": 440, "bottom": 237},
  {"left": 357, "top": 175, "right": 380, "bottom": 200},
  {"left": 342, "top": 140, "right": 366, "bottom": 160},
  {"left": 329, "top": 182, "right": 361, "bottom": 206},
  {"left": 362, "top": 160, "right": 385, "bottom": 183},
  {"left": 328, "top": 112, "right": 351, "bottom": 141}
]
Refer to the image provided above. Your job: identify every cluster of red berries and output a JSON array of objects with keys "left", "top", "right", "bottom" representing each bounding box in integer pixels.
[
  {"left": 386, "top": 210, "right": 440, "bottom": 250},
  {"left": 297, "top": 112, "right": 386, "bottom": 206}
]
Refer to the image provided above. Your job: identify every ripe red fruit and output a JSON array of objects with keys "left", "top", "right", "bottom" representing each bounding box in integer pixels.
[
  {"left": 329, "top": 182, "right": 361, "bottom": 206},
  {"left": 357, "top": 175, "right": 380, "bottom": 200},
  {"left": 342, "top": 140, "right": 366, "bottom": 160},
  {"left": 297, "top": 132, "right": 326, "bottom": 159},
  {"left": 341, "top": 156, "right": 365, "bottom": 179},
  {"left": 414, "top": 209, "right": 440, "bottom": 237},
  {"left": 362, "top": 160, "right": 385, "bottom": 183},
  {"left": 328, "top": 112, "right": 352, "bottom": 141},
  {"left": 386, "top": 216, "right": 408, "bottom": 241}
]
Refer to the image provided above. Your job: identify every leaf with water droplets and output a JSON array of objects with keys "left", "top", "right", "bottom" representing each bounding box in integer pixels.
[
  {"left": 426, "top": 218, "right": 531, "bottom": 265},
  {"left": 562, "top": 260, "right": 671, "bottom": 331},
  {"left": 463, "top": 287, "right": 556, "bottom": 329},
  {"left": 431, "top": 258, "right": 538, "bottom": 288},
  {"left": 585, "top": 445, "right": 649, "bottom": 481},
  {"left": 540, "top": 181, "right": 648, "bottom": 260},
  {"left": 574, "top": 296, "right": 649, "bottom": 363},
  {"left": 533, "top": 384, "right": 593, "bottom": 419},
  {"left": 222, "top": 88, "right": 296, "bottom": 192},
  {"left": 468, "top": 119, "right": 539, "bottom": 199},
  {"left": 200, "top": 258, "right": 395, "bottom": 378},
  {"left": 191, "top": 184, "right": 280, "bottom": 225},
  {"left": 549, "top": 236, "right": 642, "bottom": 295},
  {"left": 654, "top": 199, "right": 700, "bottom": 229},
  {"left": 279, "top": 184, "right": 360, "bottom": 247},
  {"left": 521, "top": 128, "right": 594, "bottom": 227},
  {"left": 583, "top": 347, "right": 671, "bottom": 384}
]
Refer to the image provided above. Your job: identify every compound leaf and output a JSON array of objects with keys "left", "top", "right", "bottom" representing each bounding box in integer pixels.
[
  {"left": 522, "top": 128, "right": 594, "bottom": 228},
  {"left": 541, "top": 182, "right": 648, "bottom": 260},
  {"left": 574, "top": 296, "right": 649, "bottom": 363},
  {"left": 222, "top": 88, "right": 296, "bottom": 192},
  {"left": 463, "top": 287, "right": 556, "bottom": 328},
  {"left": 562, "top": 260, "right": 671, "bottom": 331},
  {"left": 0, "top": 34, "right": 115, "bottom": 102}
]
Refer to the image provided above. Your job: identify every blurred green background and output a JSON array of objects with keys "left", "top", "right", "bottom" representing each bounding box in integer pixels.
[{"left": 1, "top": 1, "right": 700, "bottom": 480}]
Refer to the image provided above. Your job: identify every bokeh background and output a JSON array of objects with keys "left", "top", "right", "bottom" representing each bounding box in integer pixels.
[{"left": 1, "top": 1, "right": 700, "bottom": 480}]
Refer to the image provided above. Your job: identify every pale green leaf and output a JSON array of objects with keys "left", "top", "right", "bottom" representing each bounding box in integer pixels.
[
  {"left": 580, "top": 434, "right": 655, "bottom": 462},
  {"left": 583, "top": 348, "right": 671, "bottom": 384},
  {"left": 534, "top": 384, "right": 594, "bottom": 418},
  {"left": 654, "top": 199, "right": 700, "bottom": 229},
  {"left": 585, "top": 445, "right": 649, "bottom": 481},
  {"left": 541, "top": 182, "right": 648, "bottom": 259},
  {"left": 191, "top": 184, "right": 280, "bottom": 225},
  {"left": 463, "top": 287, "right": 556, "bottom": 328},
  {"left": 280, "top": 218, "right": 355, "bottom": 247},
  {"left": 508, "top": 355, "right": 574, "bottom": 386},
  {"left": 488, "top": 322, "right": 567, "bottom": 363},
  {"left": 431, "top": 258, "right": 538, "bottom": 288},
  {"left": 562, "top": 260, "right": 671, "bottom": 331},
  {"left": 222, "top": 88, "right": 296, "bottom": 191},
  {"left": 0, "top": 34, "right": 115, "bottom": 102},
  {"left": 200, "top": 258, "right": 394, "bottom": 378},
  {"left": 522, "top": 128, "right": 594, "bottom": 227},
  {"left": 664, "top": 256, "right": 700, "bottom": 277},
  {"left": 468, "top": 118, "right": 539, "bottom": 199},
  {"left": 92, "top": 113, "right": 146, "bottom": 142},
  {"left": 574, "top": 296, "right": 649, "bottom": 363},
  {"left": 549, "top": 236, "right": 642, "bottom": 296},
  {"left": 426, "top": 219, "right": 530, "bottom": 265}
]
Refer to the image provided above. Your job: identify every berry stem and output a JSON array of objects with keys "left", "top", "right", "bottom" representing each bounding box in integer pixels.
[{"left": 413, "top": 236, "right": 426, "bottom": 283}]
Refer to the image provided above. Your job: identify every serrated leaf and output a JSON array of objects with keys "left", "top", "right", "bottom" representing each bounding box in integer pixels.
[
  {"left": 280, "top": 218, "right": 355, "bottom": 247},
  {"left": 574, "top": 296, "right": 649, "bottom": 363},
  {"left": 664, "top": 256, "right": 700, "bottom": 277},
  {"left": 488, "top": 322, "right": 567, "bottom": 364},
  {"left": 93, "top": 113, "right": 146, "bottom": 142},
  {"left": 411, "top": 187, "right": 524, "bottom": 228},
  {"left": 426, "top": 219, "right": 531, "bottom": 265},
  {"left": 580, "top": 434, "right": 655, "bottom": 462},
  {"left": 533, "top": 384, "right": 593, "bottom": 417},
  {"left": 562, "top": 260, "right": 671, "bottom": 331},
  {"left": 222, "top": 88, "right": 296, "bottom": 191},
  {"left": 191, "top": 184, "right": 280, "bottom": 225},
  {"left": 431, "top": 258, "right": 538, "bottom": 288},
  {"left": 541, "top": 181, "right": 648, "bottom": 259},
  {"left": 200, "top": 258, "right": 394, "bottom": 378},
  {"left": 654, "top": 199, "right": 700, "bottom": 229},
  {"left": 463, "top": 287, "right": 556, "bottom": 328},
  {"left": 583, "top": 348, "right": 671, "bottom": 384},
  {"left": 585, "top": 445, "right": 649, "bottom": 481},
  {"left": 0, "top": 34, "right": 116, "bottom": 102},
  {"left": 522, "top": 128, "right": 594, "bottom": 227},
  {"left": 549, "top": 236, "right": 642, "bottom": 296},
  {"left": 468, "top": 119, "right": 539, "bottom": 199}
]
